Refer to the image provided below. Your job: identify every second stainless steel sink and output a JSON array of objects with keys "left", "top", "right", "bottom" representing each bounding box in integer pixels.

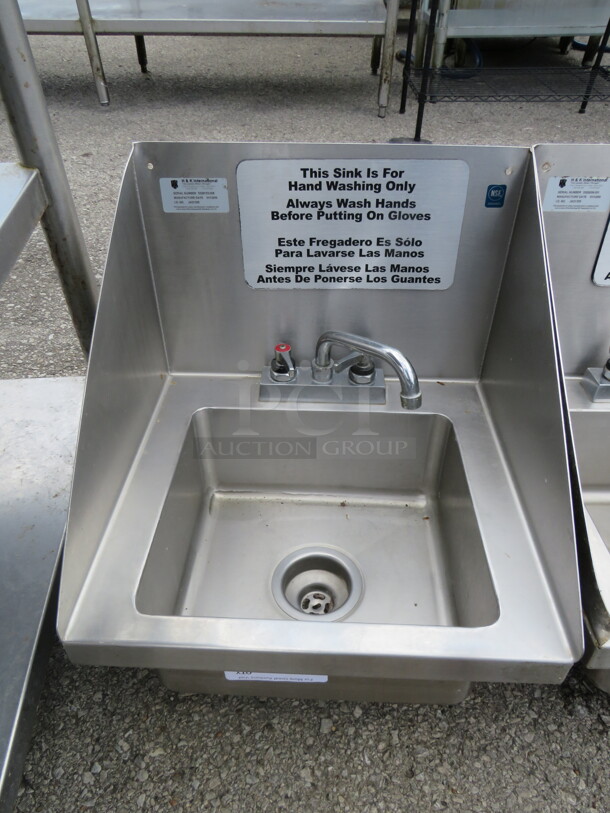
[{"left": 534, "top": 143, "right": 610, "bottom": 692}]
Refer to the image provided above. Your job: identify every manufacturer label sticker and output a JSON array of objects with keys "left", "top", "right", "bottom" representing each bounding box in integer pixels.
[
  {"left": 224, "top": 671, "right": 328, "bottom": 684},
  {"left": 237, "top": 158, "right": 469, "bottom": 290},
  {"left": 160, "top": 177, "right": 229, "bottom": 213},
  {"left": 543, "top": 176, "right": 610, "bottom": 212}
]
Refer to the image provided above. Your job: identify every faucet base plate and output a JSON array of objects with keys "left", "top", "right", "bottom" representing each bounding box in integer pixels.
[{"left": 259, "top": 365, "right": 386, "bottom": 405}]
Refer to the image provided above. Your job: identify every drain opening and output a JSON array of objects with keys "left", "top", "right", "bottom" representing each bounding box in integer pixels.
[
  {"left": 301, "top": 590, "right": 334, "bottom": 615},
  {"left": 271, "top": 547, "right": 363, "bottom": 622}
]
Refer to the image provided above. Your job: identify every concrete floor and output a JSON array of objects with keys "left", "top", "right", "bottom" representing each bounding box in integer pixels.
[{"left": 1, "top": 30, "right": 609, "bottom": 813}]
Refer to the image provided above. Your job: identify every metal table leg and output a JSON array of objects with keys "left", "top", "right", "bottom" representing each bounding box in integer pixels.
[
  {"left": 579, "top": 16, "right": 610, "bottom": 114},
  {"left": 582, "top": 34, "right": 601, "bottom": 67},
  {"left": 75, "top": 0, "right": 109, "bottom": 106},
  {"left": 399, "top": 0, "right": 419, "bottom": 113},
  {"left": 135, "top": 34, "right": 149, "bottom": 73},
  {"left": 414, "top": 0, "right": 438, "bottom": 141},
  {"left": 378, "top": 0, "right": 399, "bottom": 117}
]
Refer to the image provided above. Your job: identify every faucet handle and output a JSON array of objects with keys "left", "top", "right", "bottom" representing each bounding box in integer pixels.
[
  {"left": 333, "top": 352, "right": 376, "bottom": 385},
  {"left": 270, "top": 342, "right": 296, "bottom": 382}
]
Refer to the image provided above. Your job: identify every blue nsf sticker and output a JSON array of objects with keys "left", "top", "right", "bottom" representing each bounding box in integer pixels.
[{"left": 485, "top": 184, "right": 507, "bottom": 208}]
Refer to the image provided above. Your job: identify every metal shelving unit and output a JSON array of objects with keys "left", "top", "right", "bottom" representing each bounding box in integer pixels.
[
  {"left": 406, "top": 64, "right": 610, "bottom": 103},
  {"left": 399, "top": 0, "right": 610, "bottom": 141}
]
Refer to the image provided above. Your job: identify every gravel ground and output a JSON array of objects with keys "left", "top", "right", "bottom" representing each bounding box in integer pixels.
[
  {"left": 15, "top": 649, "right": 610, "bottom": 813},
  {"left": 1, "top": 29, "right": 609, "bottom": 813}
]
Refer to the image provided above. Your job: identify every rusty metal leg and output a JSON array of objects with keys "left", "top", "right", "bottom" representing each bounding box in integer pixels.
[
  {"left": 0, "top": 0, "right": 98, "bottom": 353},
  {"left": 135, "top": 34, "right": 148, "bottom": 73},
  {"left": 378, "top": 0, "right": 399, "bottom": 117},
  {"left": 75, "top": 0, "right": 109, "bottom": 105}
]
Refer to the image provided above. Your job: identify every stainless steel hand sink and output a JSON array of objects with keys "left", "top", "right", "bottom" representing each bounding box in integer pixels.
[
  {"left": 58, "top": 142, "right": 583, "bottom": 705},
  {"left": 137, "top": 408, "right": 498, "bottom": 628},
  {"left": 534, "top": 143, "right": 610, "bottom": 693}
]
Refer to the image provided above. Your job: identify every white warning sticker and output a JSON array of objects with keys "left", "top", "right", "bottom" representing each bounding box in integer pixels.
[
  {"left": 543, "top": 176, "right": 610, "bottom": 213},
  {"left": 224, "top": 671, "right": 328, "bottom": 684},
  {"left": 160, "top": 177, "right": 229, "bottom": 213}
]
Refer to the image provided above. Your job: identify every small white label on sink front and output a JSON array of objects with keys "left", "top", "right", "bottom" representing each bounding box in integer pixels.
[
  {"left": 543, "top": 176, "right": 610, "bottom": 212},
  {"left": 160, "top": 177, "right": 229, "bottom": 213},
  {"left": 224, "top": 671, "right": 328, "bottom": 684}
]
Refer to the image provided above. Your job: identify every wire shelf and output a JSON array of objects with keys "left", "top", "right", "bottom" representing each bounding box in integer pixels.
[{"left": 407, "top": 65, "right": 610, "bottom": 103}]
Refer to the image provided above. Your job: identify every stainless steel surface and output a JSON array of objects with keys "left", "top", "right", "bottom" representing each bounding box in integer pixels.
[
  {"left": 58, "top": 142, "right": 582, "bottom": 704},
  {"left": 534, "top": 144, "right": 610, "bottom": 686},
  {"left": 419, "top": 0, "right": 609, "bottom": 70},
  {"left": 0, "top": 164, "right": 46, "bottom": 290},
  {"left": 0, "top": 377, "right": 84, "bottom": 813},
  {"left": 18, "top": 0, "right": 399, "bottom": 116},
  {"left": 159, "top": 668, "right": 472, "bottom": 704},
  {"left": 443, "top": 5, "right": 609, "bottom": 38},
  {"left": 58, "top": 156, "right": 168, "bottom": 627},
  {"left": 480, "top": 155, "right": 584, "bottom": 660},
  {"left": 313, "top": 330, "right": 422, "bottom": 409},
  {"left": 130, "top": 142, "right": 529, "bottom": 379},
  {"left": 0, "top": 0, "right": 98, "bottom": 354},
  {"left": 535, "top": 145, "right": 610, "bottom": 377},
  {"left": 75, "top": 0, "right": 109, "bottom": 105},
  {"left": 19, "top": 0, "right": 388, "bottom": 33}
]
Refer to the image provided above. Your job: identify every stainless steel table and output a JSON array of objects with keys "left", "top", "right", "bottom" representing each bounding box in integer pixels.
[
  {"left": 0, "top": 377, "right": 84, "bottom": 813},
  {"left": 18, "top": 0, "right": 400, "bottom": 115},
  {"left": 0, "top": 164, "right": 46, "bottom": 290}
]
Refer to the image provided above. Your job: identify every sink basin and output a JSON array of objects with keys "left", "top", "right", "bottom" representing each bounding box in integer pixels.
[{"left": 137, "top": 408, "right": 498, "bottom": 628}]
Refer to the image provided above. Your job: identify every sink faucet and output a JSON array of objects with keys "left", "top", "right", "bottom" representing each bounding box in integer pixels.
[{"left": 312, "top": 331, "right": 422, "bottom": 410}]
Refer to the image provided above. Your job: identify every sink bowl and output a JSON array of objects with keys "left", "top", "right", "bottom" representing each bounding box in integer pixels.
[{"left": 137, "top": 408, "right": 498, "bottom": 628}]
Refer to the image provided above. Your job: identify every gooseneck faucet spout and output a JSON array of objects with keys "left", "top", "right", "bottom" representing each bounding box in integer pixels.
[{"left": 312, "top": 330, "right": 422, "bottom": 410}]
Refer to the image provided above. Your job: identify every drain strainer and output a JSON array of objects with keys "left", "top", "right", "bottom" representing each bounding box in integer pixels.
[
  {"left": 272, "top": 547, "right": 363, "bottom": 622},
  {"left": 301, "top": 590, "right": 334, "bottom": 615}
]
